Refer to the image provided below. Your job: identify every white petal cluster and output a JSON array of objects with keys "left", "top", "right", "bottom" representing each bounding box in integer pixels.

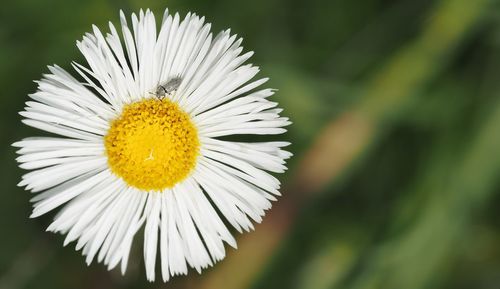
[{"left": 15, "top": 9, "right": 291, "bottom": 282}]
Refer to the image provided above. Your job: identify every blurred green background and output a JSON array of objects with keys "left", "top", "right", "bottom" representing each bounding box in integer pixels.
[{"left": 2, "top": 0, "right": 500, "bottom": 288}]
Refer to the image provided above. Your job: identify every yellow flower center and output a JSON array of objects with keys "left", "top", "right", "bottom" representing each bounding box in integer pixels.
[{"left": 104, "top": 98, "right": 199, "bottom": 191}]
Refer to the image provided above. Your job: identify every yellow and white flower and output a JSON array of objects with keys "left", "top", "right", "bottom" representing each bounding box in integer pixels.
[{"left": 14, "top": 9, "right": 291, "bottom": 282}]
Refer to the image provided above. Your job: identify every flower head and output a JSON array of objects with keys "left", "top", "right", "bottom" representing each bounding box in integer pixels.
[{"left": 14, "top": 8, "right": 291, "bottom": 282}]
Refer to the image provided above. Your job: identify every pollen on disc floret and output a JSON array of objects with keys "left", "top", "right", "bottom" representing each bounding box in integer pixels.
[{"left": 104, "top": 98, "right": 200, "bottom": 191}]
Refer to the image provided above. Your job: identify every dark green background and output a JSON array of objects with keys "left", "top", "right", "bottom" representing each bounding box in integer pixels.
[{"left": 1, "top": 0, "right": 500, "bottom": 288}]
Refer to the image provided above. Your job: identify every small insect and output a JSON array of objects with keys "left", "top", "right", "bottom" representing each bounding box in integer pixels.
[{"left": 153, "top": 76, "right": 182, "bottom": 99}]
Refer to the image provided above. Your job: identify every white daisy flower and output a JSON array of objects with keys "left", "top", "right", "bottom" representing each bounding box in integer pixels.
[{"left": 14, "top": 9, "right": 291, "bottom": 282}]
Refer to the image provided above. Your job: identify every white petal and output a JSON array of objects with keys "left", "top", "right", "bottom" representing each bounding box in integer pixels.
[{"left": 144, "top": 193, "right": 161, "bottom": 281}]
